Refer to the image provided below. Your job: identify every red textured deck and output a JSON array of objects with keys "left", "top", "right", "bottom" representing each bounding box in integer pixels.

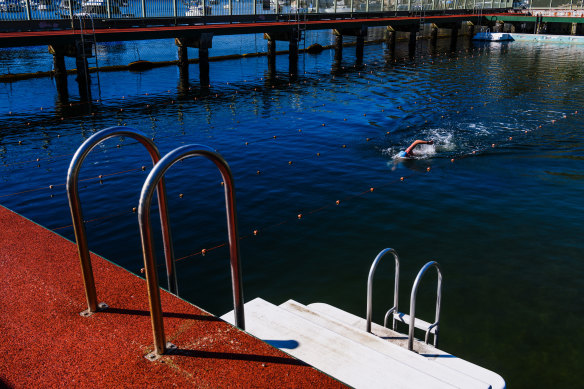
[{"left": 0, "top": 205, "right": 345, "bottom": 388}]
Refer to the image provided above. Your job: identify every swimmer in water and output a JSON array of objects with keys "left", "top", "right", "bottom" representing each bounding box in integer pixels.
[{"left": 398, "top": 139, "right": 434, "bottom": 158}]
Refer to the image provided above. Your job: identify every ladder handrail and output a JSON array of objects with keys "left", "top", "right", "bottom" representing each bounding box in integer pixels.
[
  {"left": 408, "top": 261, "right": 442, "bottom": 351},
  {"left": 138, "top": 144, "right": 245, "bottom": 357},
  {"left": 66, "top": 126, "right": 177, "bottom": 316},
  {"left": 366, "top": 248, "right": 399, "bottom": 333}
]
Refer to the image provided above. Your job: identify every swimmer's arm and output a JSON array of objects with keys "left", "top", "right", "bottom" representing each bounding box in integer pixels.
[{"left": 405, "top": 140, "right": 433, "bottom": 154}]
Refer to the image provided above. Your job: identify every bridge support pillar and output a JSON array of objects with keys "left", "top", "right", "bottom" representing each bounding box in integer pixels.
[
  {"left": 48, "top": 45, "right": 69, "bottom": 102},
  {"left": 467, "top": 22, "right": 475, "bottom": 41},
  {"left": 356, "top": 35, "right": 364, "bottom": 64},
  {"left": 50, "top": 41, "right": 93, "bottom": 102},
  {"left": 177, "top": 44, "right": 189, "bottom": 80},
  {"left": 176, "top": 34, "right": 213, "bottom": 86},
  {"left": 385, "top": 26, "right": 396, "bottom": 55},
  {"left": 408, "top": 30, "right": 416, "bottom": 57},
  {"left": 430, "top": 24, "right": 438, "bottom": 48},
  {"left": 289, "top": 37, "right": 298, "bottom": 76},
  {"left": 334, "top": 32, "right": 343, "bottom": 61},
  {"left": 265, "top": 31, "right": 301, "bottom": 75},
  {"left": 449, "top": 25, "right": 459, "bottom": 51},
  {"left": 571, "top": 22, "right": 579, "bottom": 35},
  {"left": 334, "top": 27, "right": 367, "bottom": 64}
]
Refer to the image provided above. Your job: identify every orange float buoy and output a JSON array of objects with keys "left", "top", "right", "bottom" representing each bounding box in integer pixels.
[
  {"left": 451, "top": 159, "right": 455, "bottom": 163},
  {"left": 370, "top": 187, "right": 374, "bottom": 192},
  {"left": 342, "top": 145, "right": 346, "bottom": 148},
  {"left": 179, "top": 194, "right": 184, "bottom": 198},
  {"left": 316, "top": 153, "right": 320, "bottom": 157},
  {"left": 253, "top": 230, "right": 258, "bottom": 236},
  {"left": 426, "top": 167, "right": 431, "bottom": 172},
  {"left": 297, "top": 214, "right": 302, "bottom": 219},
  {"left": 201, "top": 249, "right": 207, "bottom": 256},
  {"left": 400, "top": 177, "right": 404, "bottom": 181},
  {"left": 336, "top": 200, "right": 340, "bottom": 205},
  {"left": 288, "top": 161, "right": 293, "bottom": 165},
  {"left": 256, "top": 170, "right": 261, "bottom": 175},
  {"left": 132, "top": 207, "right": 137, "bottom": 213}
]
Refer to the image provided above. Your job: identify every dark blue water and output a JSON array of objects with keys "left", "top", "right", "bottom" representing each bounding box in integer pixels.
[{"left": 1, "top": 35, "right": 583, "bottom": 387}]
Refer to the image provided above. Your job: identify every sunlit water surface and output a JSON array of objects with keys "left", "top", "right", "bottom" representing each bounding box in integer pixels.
[{"left": 1, "top": 35, "right": 583, "bottom": 387}]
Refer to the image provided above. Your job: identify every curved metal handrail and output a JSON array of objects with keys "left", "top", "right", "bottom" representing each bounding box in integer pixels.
[
  {"left": 366, "top": 248, "right": 399, "bottom": 333},
  {"left": 66, "top": 126, "right": 177, "bottom": 316},
  {"left": 138, "top": 144, "right": 245, "bottom": 357},
  {"left": 408, "top": 261, "right": 442, "bottom": 351}
]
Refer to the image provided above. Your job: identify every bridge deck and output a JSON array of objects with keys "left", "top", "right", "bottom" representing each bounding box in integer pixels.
[{"left": 0, "top": 13, "right": 500, "bottom": 48}]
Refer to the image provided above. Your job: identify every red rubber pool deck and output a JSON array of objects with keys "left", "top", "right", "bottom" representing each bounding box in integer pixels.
[{"left": 0, "top": 205, "right": 346, "bottom": 388}]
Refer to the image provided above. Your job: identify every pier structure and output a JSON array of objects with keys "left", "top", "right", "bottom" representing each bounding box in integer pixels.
[{"left": 4, "top": 4, "right": 584, "bottom": 98}]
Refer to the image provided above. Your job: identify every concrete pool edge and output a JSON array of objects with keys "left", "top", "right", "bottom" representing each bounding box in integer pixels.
[{"left": 0, "top": 204, "right": 345, "bottom": 388}]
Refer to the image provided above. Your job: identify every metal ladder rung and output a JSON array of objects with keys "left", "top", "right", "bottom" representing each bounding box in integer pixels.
[{"left": 393, "top": 312, "right": 437, "bottom": 334}]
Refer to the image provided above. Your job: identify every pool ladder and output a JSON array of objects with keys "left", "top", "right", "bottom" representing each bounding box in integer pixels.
[
  {"left": 67, "top": 127, "right": 245, "bottom": 359},
  {"left": 366, "top": 248, "right": 442, "bottom": 351}
]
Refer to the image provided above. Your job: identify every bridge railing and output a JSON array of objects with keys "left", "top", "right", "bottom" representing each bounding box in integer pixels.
[{"left": 1, "top": 0, "right": 514, "bottom": 22}]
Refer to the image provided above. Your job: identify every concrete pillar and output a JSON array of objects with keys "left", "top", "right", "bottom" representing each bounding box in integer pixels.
[
  {"left": 48, "top": 45, "right": 68, "bottom": 102},
  {"left": 449, "top": 25, "right": 459, "bottom": 51},
  {"left": 199, "top": 47, "right": 209, "bottom": 87},
  {"left": 75, "top": 49, "right": 91, "bottom": 102},
  {"left": 386, "top": 27, "right": 396, "bottom": 55},
  {"left": 572, "top": 22, "right": 578, "bottom": 35},
  {"left": 468, "top": 23, "right": 475, "bottom": 40},
  {"left": 267, "top": 37, "right": 276, "bottom": 68},
  {"left": 430, "top": 24, "right": 438, "bottom": 48},
  {"left": 289, "top": 37, "right": 298, "bottom": 76},
  {"left": 356, "top": 35, "right": 364, "bottom": 64},
  {"left": 408, "top": 30, "right": 417, "bottom": 57},
  {"left": 176, "top": 34, "right": 213, "bottom": 86},
  {"left": 334, "top": 33, "right": 343, "bottom": 61},
  {"left": 177, "top": 43, "right": 189, "bottom": 79}
]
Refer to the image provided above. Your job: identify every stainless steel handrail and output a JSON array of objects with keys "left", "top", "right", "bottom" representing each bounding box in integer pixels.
[
  {"left": 138, "top": 144, "right": 245, "bottom": 357},
  {"left": 408, "top": 261, "right": 442, "bottom": 351},
  {"left": 366, "top": 248, "right": 400, "bottom": 333},
  {"left": 67, "top": 126, "right": 177, "bottom": 316}
]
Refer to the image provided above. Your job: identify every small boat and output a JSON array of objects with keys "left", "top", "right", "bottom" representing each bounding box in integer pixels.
[
  {"left": 74, "top": 0, "right": 132, "bottom": 18},
  {"left": 185, "top": 0, "right": 211, "bottom": 16},
  {"left": 0, "top": 0, "right": 25, "bottom": 12},
  {"left": 472, "top": 30, "right": 514, "bottom": 42}
]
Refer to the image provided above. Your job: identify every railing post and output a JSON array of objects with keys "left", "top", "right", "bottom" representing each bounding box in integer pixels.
[
  {"left": 408, "top": 261, "right": 442, "bottom": 351},
  {"left": 366, "top": 0, "right": 369, "bottom": 12},
  {"left": 106, "top": 0, "right": 111, "bottom": 18},
  {"left": 25, "top": 0, "right": 32, "bottom": 21},
  {"left": 230, "top": 0, "right": 233, "bottom": 15},
  {"left": 139, "top": 144, "right": 245, "bottom": 359},
  {"left": 173, "top": 0, "right": 178, "bottom": 17},
  {"left": 142, "top": 0, "right": 146, "bottom": 17}
]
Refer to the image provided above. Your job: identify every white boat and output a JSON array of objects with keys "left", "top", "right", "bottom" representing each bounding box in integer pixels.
[
  {"left": 185, "top": 0, "right": 211, "bottom": 16},
  {"left": 0, "top": 0, "right": 25, "bottom": 12},
  {"left": 472, "top": 31, "right": 514, "bottom": 42},
  {"left": 74, "top": 0, "right": 132, "bottom": 18}
]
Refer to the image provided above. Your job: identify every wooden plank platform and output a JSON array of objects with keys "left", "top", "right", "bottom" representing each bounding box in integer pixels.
[{"left": 0, "top": 205, "right": 345, "bottom": 388}]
